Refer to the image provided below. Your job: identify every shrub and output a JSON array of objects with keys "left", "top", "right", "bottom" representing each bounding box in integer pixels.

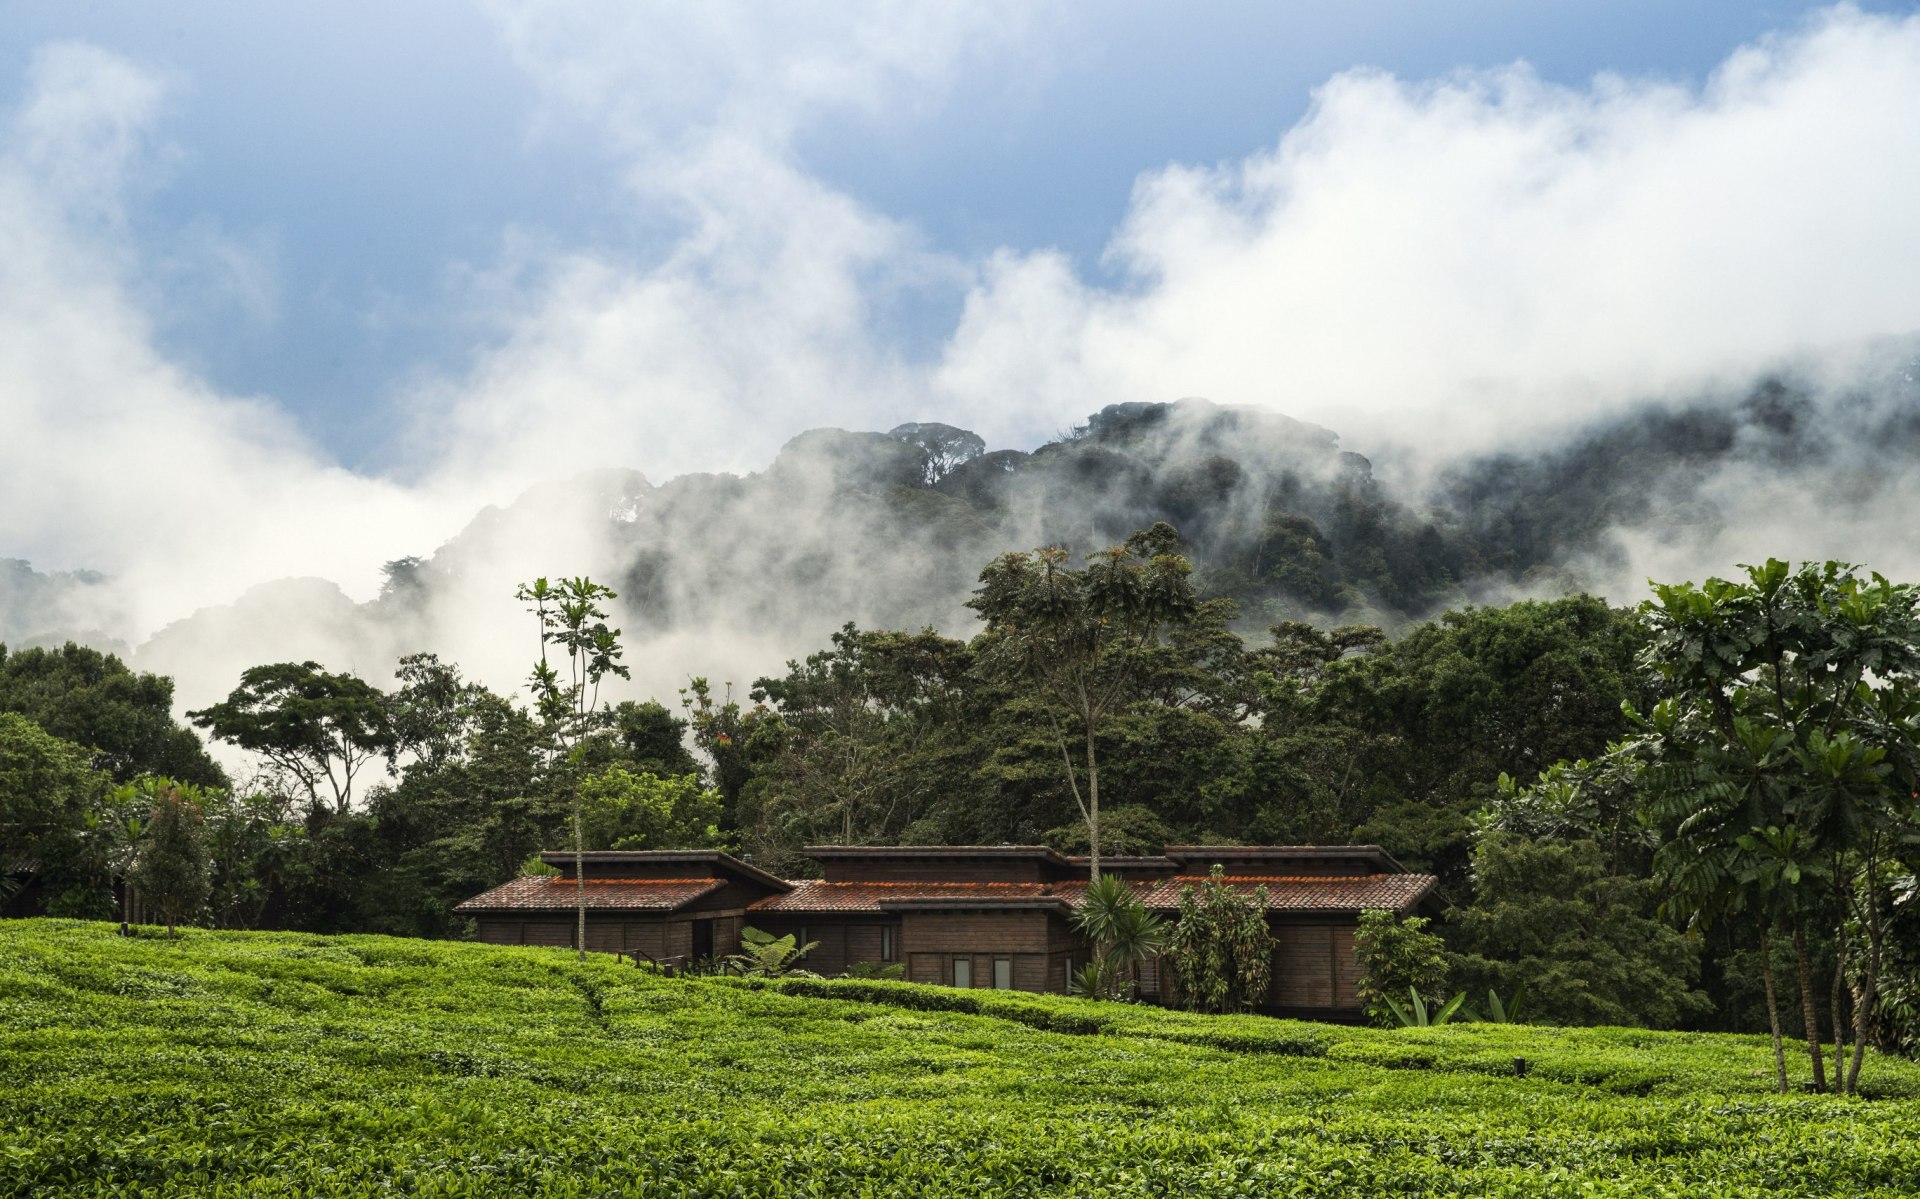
[
  {"left": 1164, "top": 865, "right": 1272, "bottom": 1012},
  {"left": 132, "top": 782, "right": 211, "bottom": 936},
  {"left": 1354, "top": 909, "right": 1448, "bottom": 1027}
]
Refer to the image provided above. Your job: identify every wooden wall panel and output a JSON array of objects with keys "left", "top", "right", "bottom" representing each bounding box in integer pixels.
[
  {"left": 799, "top": 923, "right": 849, "bottom": 977},
  {"left": 624, "top": 921, "right": 668, "bottom": 959},
  {"left": 901, "top": 911, "right": 1049, "bottom": 954},
  {"left": 659, "top": 920, "right": 692, "bottom": 961},
  {"left": 844, "top": 923, "right": 889, "bottom": 967},
  {"left": 1332, "top": 925, "right": 1362, "bottom": 1010},
  {"left": 1011, "top": 954, "right": 1048, "bottom": 993},
  {"left": 523, "top": 920, "right": 572, "bottom": 948},
  {"left": 968, "top": 954, "right": 991, "bottom": 989},
  {"left": 476, "top": 919, "right": 519, "bottom": 946},
  {"left": 908, "top": 953, "right": 943, "bottom": 985},
  {"left": 714, "top": 915, "right": 744, "bottom": 957},
  {"left": 1271, "top": 923, "right": 1334, "bottom": 1008}
]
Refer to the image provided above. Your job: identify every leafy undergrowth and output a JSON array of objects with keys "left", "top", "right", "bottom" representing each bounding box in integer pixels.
[{"left": 3, "top": 921, "right": 1918, "bottom": 1197}]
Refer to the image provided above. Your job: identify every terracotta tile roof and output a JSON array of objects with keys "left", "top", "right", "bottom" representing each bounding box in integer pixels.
[
  {"left": 751, "top": 881, "right": 1061, "bottom": 913},
  {"left": 749, "top": 873, "right": 1438, "bottom": 915},
  {"left": 453, "top": 876, "right": 725, "bottom": 913},
  {"left": 1058, "top": 873, "right": 1438, "bottom": 913}
]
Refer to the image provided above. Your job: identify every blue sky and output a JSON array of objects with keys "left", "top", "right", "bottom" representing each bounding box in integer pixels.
[{"left": 1, "top": 1, "right": 1901, "bottom": 469}]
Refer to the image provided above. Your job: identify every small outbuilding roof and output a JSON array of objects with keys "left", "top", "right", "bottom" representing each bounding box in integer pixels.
[
  {"left": 534, "top": 849, "right": 791, "bottom": 892},
  {"left": 454, "top": 876, "right": 726, "bottom": 913},
  {"left": 751, "top": 881, "right": 1066, "bottom": 914}
]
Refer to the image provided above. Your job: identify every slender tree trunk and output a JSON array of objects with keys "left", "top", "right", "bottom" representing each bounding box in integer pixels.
[
  {"left": 1085, "top": 721, "right": 1100, "bottom": 880},
  {"left": 1793, "top": 916, "right": 1827, "bottom": 1093},
  {"left": 1847, "top": 975, "right": 1875, "bottom": 1095},
  {"left": 1832, "top": 930, "right": 1849, "bottom": 1092},
  {"left": 1847, "top": 882, "right": 1884, "bottom": 1095},
  {"left": 1761, "top": 927, "right": 1788, "bottom": 1094},
  {"left": 575, "top": 794, "right": 587, "bottom": 963}
]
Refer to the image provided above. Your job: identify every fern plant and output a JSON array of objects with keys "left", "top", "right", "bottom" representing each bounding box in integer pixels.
[
  {"left": 727, "top": 927, "right": 820, "bottom": 978},
  {"left": 1382, "top": 987, "right": 1470, "bottom": 1027}
]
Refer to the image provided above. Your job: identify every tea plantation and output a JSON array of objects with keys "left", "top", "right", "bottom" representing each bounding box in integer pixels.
[{"left": 4, "top": 921, "right": 1919, "bottom": 1197}]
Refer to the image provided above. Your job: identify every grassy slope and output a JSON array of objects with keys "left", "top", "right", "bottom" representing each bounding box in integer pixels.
[{"left": 3, "top": 921, "right": 1918, "bottom": 1197}]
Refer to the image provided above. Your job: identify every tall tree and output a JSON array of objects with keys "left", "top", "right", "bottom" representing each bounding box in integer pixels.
[
  {"left": 387, "top": 652, "right": 488, "bottom": 776},
  {"left": 750, "top": 625, "right": 977, "bottom": 854},
  {"left": 968, "top": 523, "right": 1200, "bottom": 878},
  {"left": 1450, "top": 832, "right": 1708, "bottom": 1029},
  {"left": 516, "top": 576, "right": 630, "bottom": 961},
  {"left": 0, "top": 642, "right": 226, "bottom": 788},
  {"left": 578, "top": 769, "right": 725, "bottom": 851},
  {"left": 132, "top": 782, "right": 211, "bottom": 937},
  {"left": 0, "top": 712, "right": 110, "bottom": 910},
  {"left": 189, "top": 662, "right": 393, "bottom": 816},
  {"left": 1629, "top": 559, "right": 1920, "bottom": 1094}
]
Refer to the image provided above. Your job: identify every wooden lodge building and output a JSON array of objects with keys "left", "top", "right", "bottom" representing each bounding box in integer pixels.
[{"left": 454, "top": 844, "right": 1440, "bottom": 1020}]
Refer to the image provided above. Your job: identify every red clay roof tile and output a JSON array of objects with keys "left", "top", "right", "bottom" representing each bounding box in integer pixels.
[
  {"left": 748, "top": 873, "right": 1437, "bottom": 915},
  {"left": 750, "top": 881, "right": 1057, "bottom": 913},
  {"left": 1059, "top": 873, "right": 1438, "bottom": 913},
  {"left": 453, "top": 876, "right": 725, "bottom": 913}
]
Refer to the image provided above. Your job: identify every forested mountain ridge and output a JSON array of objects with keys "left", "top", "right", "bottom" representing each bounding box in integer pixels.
[{"left": 9, "top": 359, "right": 1919, "bottom": 684}]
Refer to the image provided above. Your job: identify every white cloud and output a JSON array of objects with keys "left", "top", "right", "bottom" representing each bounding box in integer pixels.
[
  {"left": 482, "top": 0, "right": 1042, "bottom": 155},
  {"left": 402, "top": 1, "right": 1043, "bottom": 485},
  {"left": 0, "top": 44, "right": 461, "bottom": 636},
  {"left": 401, "top": 138, "right": 942, "bottom": 485},
  {"left": 10, "top": 4, "right": 1920, "bottom": 727},
  {"left": 938, "top": 5, "right": 1920, "bottom": 457}
]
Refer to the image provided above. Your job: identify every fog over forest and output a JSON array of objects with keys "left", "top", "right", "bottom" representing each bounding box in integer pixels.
[{"left": 7, "top": 340, "right": 1920, "bottom": 734}]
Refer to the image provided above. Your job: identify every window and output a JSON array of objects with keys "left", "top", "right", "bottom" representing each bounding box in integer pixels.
[
  {"left": 1062, "top": 958, "right": 1074, "bottom": 992},
  {"left": 952, "top": 957, "right": 972, "bottom": 988},
  {"left": 993, "top": 958, "right": 1012, "bottom": 990},
  {"left": 880, "top": 925, "right": 896, "bottom": 962}
]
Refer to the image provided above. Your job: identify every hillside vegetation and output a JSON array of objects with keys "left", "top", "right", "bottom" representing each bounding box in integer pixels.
[{"left": 4, "top": 922, "right": 1918, "bottom": 1197}]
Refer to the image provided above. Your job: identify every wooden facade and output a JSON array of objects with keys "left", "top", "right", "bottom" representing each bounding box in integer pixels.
[
  {"left": 455, "top": 850, "right": 789, "bottom": 966},
  {"left": 455, "top": 844, "right": 1440, "bottom": 1021}
]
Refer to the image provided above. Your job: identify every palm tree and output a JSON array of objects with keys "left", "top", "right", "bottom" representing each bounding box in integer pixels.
[{"left": 1071, "top": 874, "right": 1167, "bottom": 1000}]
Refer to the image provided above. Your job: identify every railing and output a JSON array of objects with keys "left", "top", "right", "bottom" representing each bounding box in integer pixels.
[{"left": 614, "top": 950, "right": 691, "bottom": 975}]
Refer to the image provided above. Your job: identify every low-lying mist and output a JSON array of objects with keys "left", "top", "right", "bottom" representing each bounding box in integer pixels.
[{"left": 8, "top": 350, "right": 1920, "bottom": 741}]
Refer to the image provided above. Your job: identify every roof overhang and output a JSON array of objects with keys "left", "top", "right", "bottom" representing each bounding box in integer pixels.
[
  {"left": 1164, "top": 845, "right": 1409, "bottom": 873},
  {"left": 803, "top": 844, "right": 1073, "bottom": 867},
  {"left": 876, "top": 898, "right": 1072, "bottom": 914},
  {"left": 537, "top": 849, "right": 792, "bottom": 893}
]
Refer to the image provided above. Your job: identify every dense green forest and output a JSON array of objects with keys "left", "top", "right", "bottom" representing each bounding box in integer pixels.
[
  {"left": 7, "top": 921, "right": 1920, "bottom": 1197},
  {"left": 6, "top": 532, "right": 1920, "bottom": 1084}
]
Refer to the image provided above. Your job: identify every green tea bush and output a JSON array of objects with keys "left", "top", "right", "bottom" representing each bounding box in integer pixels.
[{"left": 4, "top": 919, "right": 1919, "bottom": 1197}]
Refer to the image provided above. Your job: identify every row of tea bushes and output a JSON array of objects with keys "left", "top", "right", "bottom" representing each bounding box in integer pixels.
[{"left": 4, "top": 920, "right": 1919, "bottom": 1197}]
